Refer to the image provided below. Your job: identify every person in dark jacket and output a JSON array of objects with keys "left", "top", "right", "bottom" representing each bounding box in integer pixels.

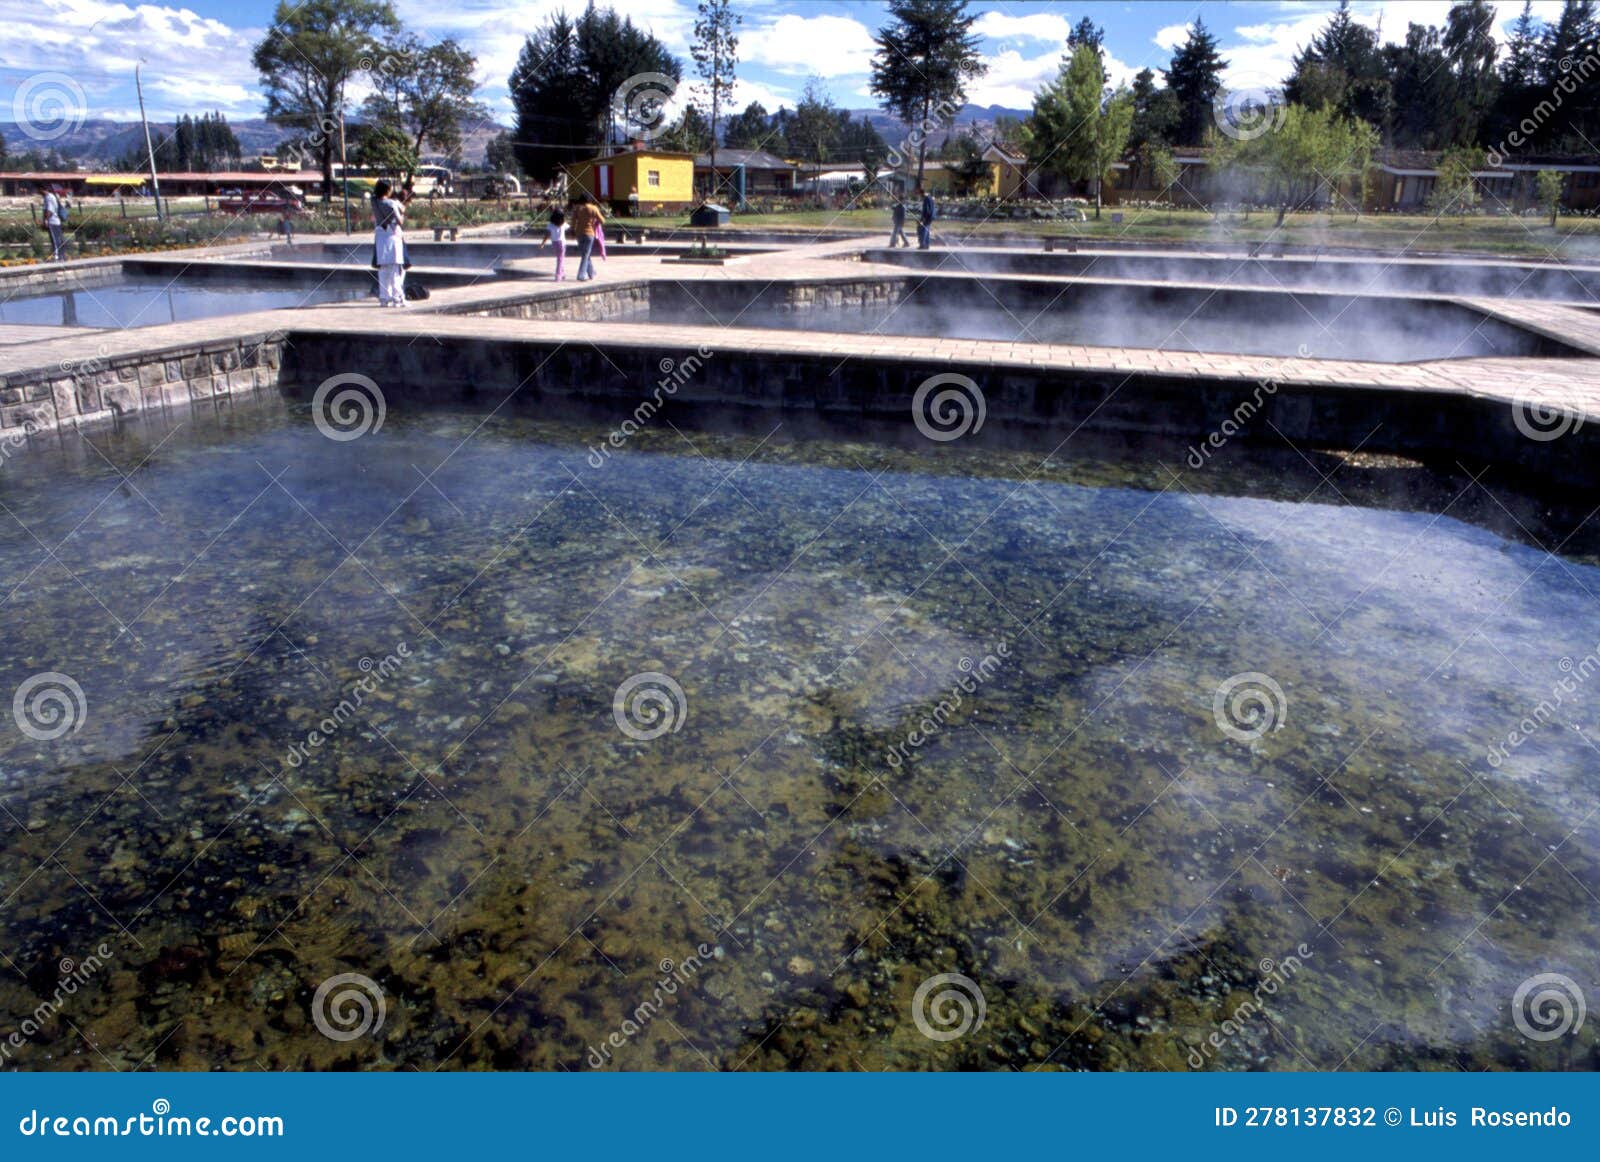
[
  {"left": 889, "top": 196, "right": 909, "bottom": 247},
  {"left": 917, "top": 187, "right": 936, "bottom": 250}
]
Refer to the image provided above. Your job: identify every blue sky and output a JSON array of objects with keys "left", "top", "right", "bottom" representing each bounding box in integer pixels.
[{"left": 0, "top": 0, "right": 1570, "bottom": 125}]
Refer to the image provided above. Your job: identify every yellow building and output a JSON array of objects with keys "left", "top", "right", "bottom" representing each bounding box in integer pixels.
[
  {"left": 912, "top": 144, "right": 1030, "bottom": 199},
  {"left": 565, "top": 148, "right": 695, "bottom": 212}
]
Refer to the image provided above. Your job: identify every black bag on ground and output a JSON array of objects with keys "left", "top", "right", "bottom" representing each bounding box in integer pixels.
[{"left": 404, "top": 281, "right": 430, "bottom": 301}]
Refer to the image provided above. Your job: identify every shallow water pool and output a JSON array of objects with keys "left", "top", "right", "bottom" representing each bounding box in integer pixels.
[
  {"left": 0, "top": 277, "right": 369, "bottom": 328},
  {"left": 1, "top": 398, "right": 1595, "bottom": 1071}
]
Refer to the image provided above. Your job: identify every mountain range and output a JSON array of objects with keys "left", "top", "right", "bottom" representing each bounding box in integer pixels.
[{"left": 0, "top": 104, "right": 1030, "bottom": 171}]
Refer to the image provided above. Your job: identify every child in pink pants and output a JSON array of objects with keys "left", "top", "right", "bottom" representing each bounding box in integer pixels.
[{"left": 540, "top": 209, "right": 568, "bottom": 281}]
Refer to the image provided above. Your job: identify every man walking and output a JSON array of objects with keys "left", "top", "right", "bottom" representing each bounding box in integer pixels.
[
  {"left": 889, "top": 196, "right": 909, "bottom": 247},
  {"left": 917, "top": 186, "right": 937, "bottom": 250},
  {"left": 43, "top": 186, "right": 66, "bottom": 261},
  {"left": 570, "top": 193, "right": 605, "bottom": 281}
]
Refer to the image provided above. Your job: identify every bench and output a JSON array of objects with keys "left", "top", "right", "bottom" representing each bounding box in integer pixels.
[{"left": 432, "top": 226, "right": 460, "bottom": 242}]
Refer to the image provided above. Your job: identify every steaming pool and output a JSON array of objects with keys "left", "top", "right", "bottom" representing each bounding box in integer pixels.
[
  {"left": 650, "top": 279, "right": 1574, "bottom": 363},
  {"left": 0, "top": 276, "right": 368, "bottom": 328},
  {"left": 3, "top": 393, "right": 1596, "bottom": 1071}
]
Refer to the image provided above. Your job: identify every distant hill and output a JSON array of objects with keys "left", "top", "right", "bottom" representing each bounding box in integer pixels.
[
  {"left": 848, "top": 103, "right": 1030, "bottom": 150},
  {"left": 0, "top": 118, "right": 511, "bottom": 169}
]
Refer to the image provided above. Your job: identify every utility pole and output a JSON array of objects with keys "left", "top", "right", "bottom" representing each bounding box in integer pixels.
[
  {"left": 339, "top": 85, "right": 352, "bottom": 235},
  {"left": 135, "top": 63, "right": 165, "bottom": 223}
]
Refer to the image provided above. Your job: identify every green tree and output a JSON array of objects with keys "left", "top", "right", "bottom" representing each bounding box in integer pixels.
[
  {"left": 1385, "top": 23, "right": 1454, "bottom": 149},
  {"left": 1128, "top": 67, "right": 1179, "bottom": 153},
  {"left": 792, "top": 77, "right": 839, "bottom": 163},
  {"left": 507, "top": 7, "right": 679, "bottom": 181},
  {"left": 1536, "top": 167, "right": 1565, "bottom": 225},
  {"left": 1213, "top": 103, "right": 1377, "bottom": 220},
  {"left": 1490, "top": 2, "right": 1544, "bottom": 146},
  {"left": 870, "top": 0, "right": 987, "bottom": 186},
  {"left": 659, "top": 105, "right": 713, "bottom": 155},
  {"left": 485, "top": 130, "right": 518, "bottom": 175},
  {"left": 1026, "top": 44, "right": 1133, "bottom": 219},
  {"left": 350, "top": 123, "right": 418, "bottom": 175},
  {"left": 692, "top": 0, "right": 740, "bottom": 181},
  {"left": 252, "top": 0, "right": 400, "bottom": 201},
  {"left": 1284, "top": 0, "right": 1391, "bottom": 128},
  {"left": 1443, "top": 0, "right": 1499, "bottom": 146},
  {"left": 1166, "top": 17, "right": 1227, "bottom": 146},
  {"left": 723, "top": 101, "right": 772, "bottom": 150},
  {"left": 1429, "top": 146, "right": 1482, "bottom": 214},
  {"left": 364, "top": 35, "right": 485, "bottom": 157}
]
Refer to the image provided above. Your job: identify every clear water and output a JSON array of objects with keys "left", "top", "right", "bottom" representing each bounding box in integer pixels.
[
  {"left": 1, "top": 397, "right": 1596, "bottom": 1071},
  {"left": 0, "top": 278, "right": 369, "bottom": 328}
]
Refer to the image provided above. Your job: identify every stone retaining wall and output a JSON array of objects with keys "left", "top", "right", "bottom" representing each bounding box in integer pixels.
[
  {"left": 275, "top": 329, "right": 1600, "bottom": 489},
  {"left": 453, "top": 283, "right": 650, "bottom": 322},
  {"left": 0, "top": 335, "right": 283, "bottom": 440}
]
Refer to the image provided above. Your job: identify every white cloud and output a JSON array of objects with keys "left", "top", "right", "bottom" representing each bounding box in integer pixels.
[
  {"left": 973, "top": 10, "right": 1074, "bottom": 44},
  {"left": 1154, "top": 23, "right": 1191, "bottom": 52},
  {"left": 741, "top": 12, "right": 878, "bottom": 77}
]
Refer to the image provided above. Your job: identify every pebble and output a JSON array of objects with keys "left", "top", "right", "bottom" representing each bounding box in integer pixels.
[{"left": 786, "top": 955, "right": 815, "bottom": 977}]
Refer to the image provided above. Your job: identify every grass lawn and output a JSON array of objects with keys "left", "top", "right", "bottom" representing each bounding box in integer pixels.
[{"left": 612, "top": 205, "right": 1600, "bottom": 260}]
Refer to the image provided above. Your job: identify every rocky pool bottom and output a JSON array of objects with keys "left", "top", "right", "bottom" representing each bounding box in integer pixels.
[{"left": 1, "top": 395, "right": 1596, "bottom": 1071}]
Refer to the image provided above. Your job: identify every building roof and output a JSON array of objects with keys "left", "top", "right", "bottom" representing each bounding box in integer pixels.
[
  {"left": 570, "top": 147, "right": 696, "bottom": 167},
  {"left": 695, "top": 148, "right": 794, "bottom": 171}
]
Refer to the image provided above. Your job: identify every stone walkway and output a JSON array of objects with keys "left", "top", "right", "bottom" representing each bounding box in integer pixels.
[{"left": 3, "top": 231, "right": 1598, "bottom": 425}]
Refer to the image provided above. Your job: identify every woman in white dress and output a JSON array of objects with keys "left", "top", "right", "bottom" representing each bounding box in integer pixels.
[{"left": 372, "top": 180, "right": 407, "bottom": 307}]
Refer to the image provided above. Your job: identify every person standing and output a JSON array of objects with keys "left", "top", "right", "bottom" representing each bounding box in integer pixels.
[
  {"left": 918, "top": 186, "right": 937, "bottom": 250},
  {"left": 889, "top": 196, "right": 909, "bottom": 247},
  {"left": 42, "top": 186, "right": 66, "bottom": 261},
  {"left": 539, "top": 208, "right": 568, "bottom": 281},
  {"left": 371, "top": 180, "right": 408, "bottom": 306},
  {"left": 569, "top": 193, "right": 605, "bottom": 281}
]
